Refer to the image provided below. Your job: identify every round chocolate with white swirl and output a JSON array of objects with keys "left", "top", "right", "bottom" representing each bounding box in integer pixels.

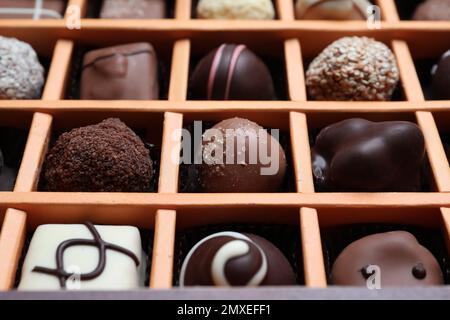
[{"left": 180, "top": 232, "right": 296, "bottom": 287}]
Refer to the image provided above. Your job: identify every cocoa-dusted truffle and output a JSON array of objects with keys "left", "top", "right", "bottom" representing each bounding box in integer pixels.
[
  {"left": 306, "top": 37, "right": 399, "bottom": 101},
  {"left": 295, "top": 0, "right": 371, "bottom": 20},
  {"left": 413, "top": 0, "right": 450, "bottom": 21},
  {"left": 331, "top": 231, "right": 444, "bottom": 287},
  {"left": 190, "top": 44, "right": 276, "bottom": 100},
  {"left": 196, "top": 0, "right": 275, "bottom": 20},
  {"left": 0, "top": 0, "right": 66, "bottom": 19},
  {"left": 312, "top": 119, "right": 425, "bottom": 192},
  {"left": 430, "top": 50, "right": 450, "bottom": 100},
  {"left": 180, "top": 232, "right": 296, "bottom": 286},
  {"left": 42, "top": 118, "right": 153, "bottom": 192},
  {"left": 100, "top": 0, "right": 166, "bottom": 19},
  {"left": 0, "top": 36, "right": 44, "bottom": 99},
  {"left": 197, "top": 117, "right": 286, "bottom": 193}
]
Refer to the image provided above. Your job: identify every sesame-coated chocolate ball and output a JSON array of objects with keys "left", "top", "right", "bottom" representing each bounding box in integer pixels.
[
  {"left": 306, "top": 37, "right": 399, "bottom": 101},
  {"left": 42, "top": 118, "right": 153, "bottom": 192}
]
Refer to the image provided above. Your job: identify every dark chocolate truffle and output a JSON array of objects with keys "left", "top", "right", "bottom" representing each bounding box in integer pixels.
[
  {"left": 431, "top": 50, "right": 450, "bottom": 100},
  {"left": 331, "top": 231, "right": 444, "bottom": 287},
  {"left": 0, "top": 165, "right": 17, "bottom": 191},
  {"left": 80, "top": 43, "right": 159, "bottom": 100},
  {"left": 190, "top": 44, "right": 276, "bottom": 100},
  {"left": 306, "top": 37, "right": 399, "bottom": 101},
  {"left": 100, "top": 0, "right": 166, "bottom": 19},
  {"left": 311, "top": 118, "right": 425, "bottom": 192},
  {"left": 0, "top": 0, "right": 66, "bottom": 19},
  {"left": 295, "top": 0, "right": 371, "bottom": 20},
  {"left": 197, "top": 117, "right": 286, "bottom": 193},
  {"left": 413, "top": 0, "right": 450, "bottom": 21},
  {"left": 42, "top": 118, "right": 153, "bottom": 192},
  {"left": 180, "top": 232, "right": 296, "bottom": 286}
]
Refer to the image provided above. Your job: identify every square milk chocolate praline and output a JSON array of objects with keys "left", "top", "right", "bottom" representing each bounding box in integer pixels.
[
  {"left": 80, "top": 42, "right": 159, "bottom": 100},
  {"left": 100, "top": 0, "right": 166, "bottom": 19},
  {"left": 18, "top": 223, "right": 145, "bottom": 290},
  {"left": 0, "top": 0, "right": 66, "bottom": 19}
]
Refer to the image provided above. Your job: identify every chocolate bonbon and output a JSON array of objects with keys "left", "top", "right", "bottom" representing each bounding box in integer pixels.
[
  {"left": 80, "top": 42, "right": 159, "bottom": 100},
  {"left": 311, "top": 118, "right": 426, "bottom": 192},
  {"left": 430, "top": 50, "right": 450, "bottom": 100},
  {"left": 196, "top": 0, "right": 275, "bottom": 20},
  {"left": 306, "top": 37, "right": 399, "bottom": 101},
  {"left": 18, "top": 222, "right": 144, "bottom": 290},
  {"left": 295, "top": 0, "right": 371, "bottom": 20},
  {"left": 0, "top": 36, "right": 44, "bottom": 100},
  {"left": 42, "top": 118, "right": 153, "bottom": 192},
  {"left": 190, "top": 44, "right": 276, "bottom": 101},
  {"left": 413, "top": 0, "right": 450, "bottom": 21},
  {"left": 331, "top": 231, "right": 444, "bottom": 287},
  {"left": 100, "top": 0, "right": 166, "bottom": 19},
  {"left": 197, "top": 117, "right": 286, "bottom": 193},
  {"left": 0, "top": 0, "right": 65, "bottom": 19},
  {"left": 180, "top": 231, "right": 296, "bottom": 286}
]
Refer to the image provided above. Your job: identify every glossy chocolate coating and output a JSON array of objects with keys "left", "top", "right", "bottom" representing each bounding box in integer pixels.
[
  {"left": 331, "top": 231, "right": 444, "bottom": 287},
  {"left": 100, "top": 0, "right": 166, "bottom": 19},
  {"left": 311, "top": 118, "right": 425, "bottom": 192},
  {"left": 295, "top": 0, "right": 370, "bottom": 20},
  {"left": 197, "top": 118, "right": 286, "bottom": 193},
  {"left": 0, "top": 0, "right": 65, "bottom": 19},
  {"left": 180, "top": 232, "right": 296, "bottom": 286},
  {"left": 431, "top": 50, "right": 450, "bottom": 100},
  {"left": 190, "top": 44, "right": 276, "bottom": 100},
  {"left": 413, "top": 0, "right": 450, "bottom": 21},
  {"left": 81, "top": 43, "right": 159, "bottom": 100}
]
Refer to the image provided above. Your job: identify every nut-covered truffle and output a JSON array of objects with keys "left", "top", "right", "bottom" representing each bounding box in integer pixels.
[
  {"left": 306, "top": 37, "right": 399, "bottom": 101},
  {"left": 43, "top": 118, "right": 153, "bottom": 192},
  {"left": 0, "top": 36, "right": 44, "bottom": 99},
  {"left": 190, "top": 44, "right": 276, "bottom": 101},
  {"left": 295, "top": 0, "right": 371, "bottom": 20},
  {"left": 196, "top": 0, "right": 275, "bottom": 20},
  {"left": 311, "top": 118, "right": 426, "bottom": 192},
  {"left": 331, "top": 231, "right": 444, "bottom": 287},
  {"left": 180, "top": 232, "right": 297, "bottom": 286},
  {"left": 413, "top": 0, "right": 450, "bottom": 21},
  {"left": 197, "top": 117, "right": 286, "bottom": 193},
  {"left": 430, "top": 50, "right": 450, "bottom": 100}
]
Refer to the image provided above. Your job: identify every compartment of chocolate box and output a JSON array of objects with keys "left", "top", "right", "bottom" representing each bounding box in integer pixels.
[
  {"left": 88, "top": 0, "right": 176, "bottom": 19},
  {"left": 37, "top": 110, "right": 164, "bottom": 192},
  {"left": 179, "top": 111, "right": 296, "bottom": 193},
  {"left": 301, "top": 35, "right": 405, "bottom": 101},
  {"left": 318, "top": 207, "right": 450, "bottom": 285},
  {"left": 0, "top": 111, "right": 33, "bottom": 191},
  {"left": 173, "top": 206, "right": 303, "bottom": 286},
  {"left": 13, "top": 224, "right": 154, "bottom": 289},
  {"left": 306, "top": 111, "right": 436, "bottom": 192},
  {"left": 191, "top": 0, "right": 279, "bottom": 20},
  {"left": 65, "top": 40, "right": 172, "bottom": 100},
  {"left": 394, "top": 0, "right": 425, "bottom": 20},
  {"left": 187, "top": 36, "right": 288, "bottom": 101},
  {"left": 430, "top": 111, "right": 450, "bottom": 167}
]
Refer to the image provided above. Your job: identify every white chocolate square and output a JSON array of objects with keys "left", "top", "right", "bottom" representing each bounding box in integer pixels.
[{"left": 18, "top": 224, "right": 145, "bottom": 291}]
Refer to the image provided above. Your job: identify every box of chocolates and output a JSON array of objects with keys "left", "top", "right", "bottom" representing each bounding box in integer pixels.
[{"left": 0, "top": 0, "right": 450, "bottom": 299}]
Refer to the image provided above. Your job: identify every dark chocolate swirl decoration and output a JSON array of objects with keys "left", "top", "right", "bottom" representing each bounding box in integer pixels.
[{"left": 32, "top": 222, "right": 140, "bottom": 289}]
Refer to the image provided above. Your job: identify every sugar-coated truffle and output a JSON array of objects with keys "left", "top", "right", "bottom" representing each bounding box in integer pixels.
[
  {"left": 18, "top": 222, "right": 144, "bottom": 290},
  {"left": 190, "top": 44, "right": 276, "bottom": 100},
  {"left": 81, "top": 43, "right": 159, "bottom": 100},
  {"left": 295, "top": 0, "right": 371, "bottom": 20},
  {"left": 197, "top": 0, "right": 275, "bottom": 20},
  {"left": 42, "top": 118, "right": 153, "bottom": 192},
  {"left": 331, "top": 231, "right": 444, "bottom": 287},
  {"left": 430, "top": 50, "right": 450, "bottom": 100},
  {"left": 0, "top": 36, "right": 44, "bottom": 99},
  {"left": 0, "top": 0, "right": 66, "bottom": 19},
  {"left": 197, "top": 117, "right": 286, "bottom": 193},
  {"left": 180, "top": 231, "right": 296, "bottom": 286},
  {"left": 306, "top": 37, "right": 399, "bottom": 101},
  {"left": 100, "top": 0, "right": 166, "bottom": 19},
  {"left": 311, "top": 119, "right": 425, "bottom": 192},
  {"left": 413, "top": 0, "right": 450, "bottom": 21}
]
